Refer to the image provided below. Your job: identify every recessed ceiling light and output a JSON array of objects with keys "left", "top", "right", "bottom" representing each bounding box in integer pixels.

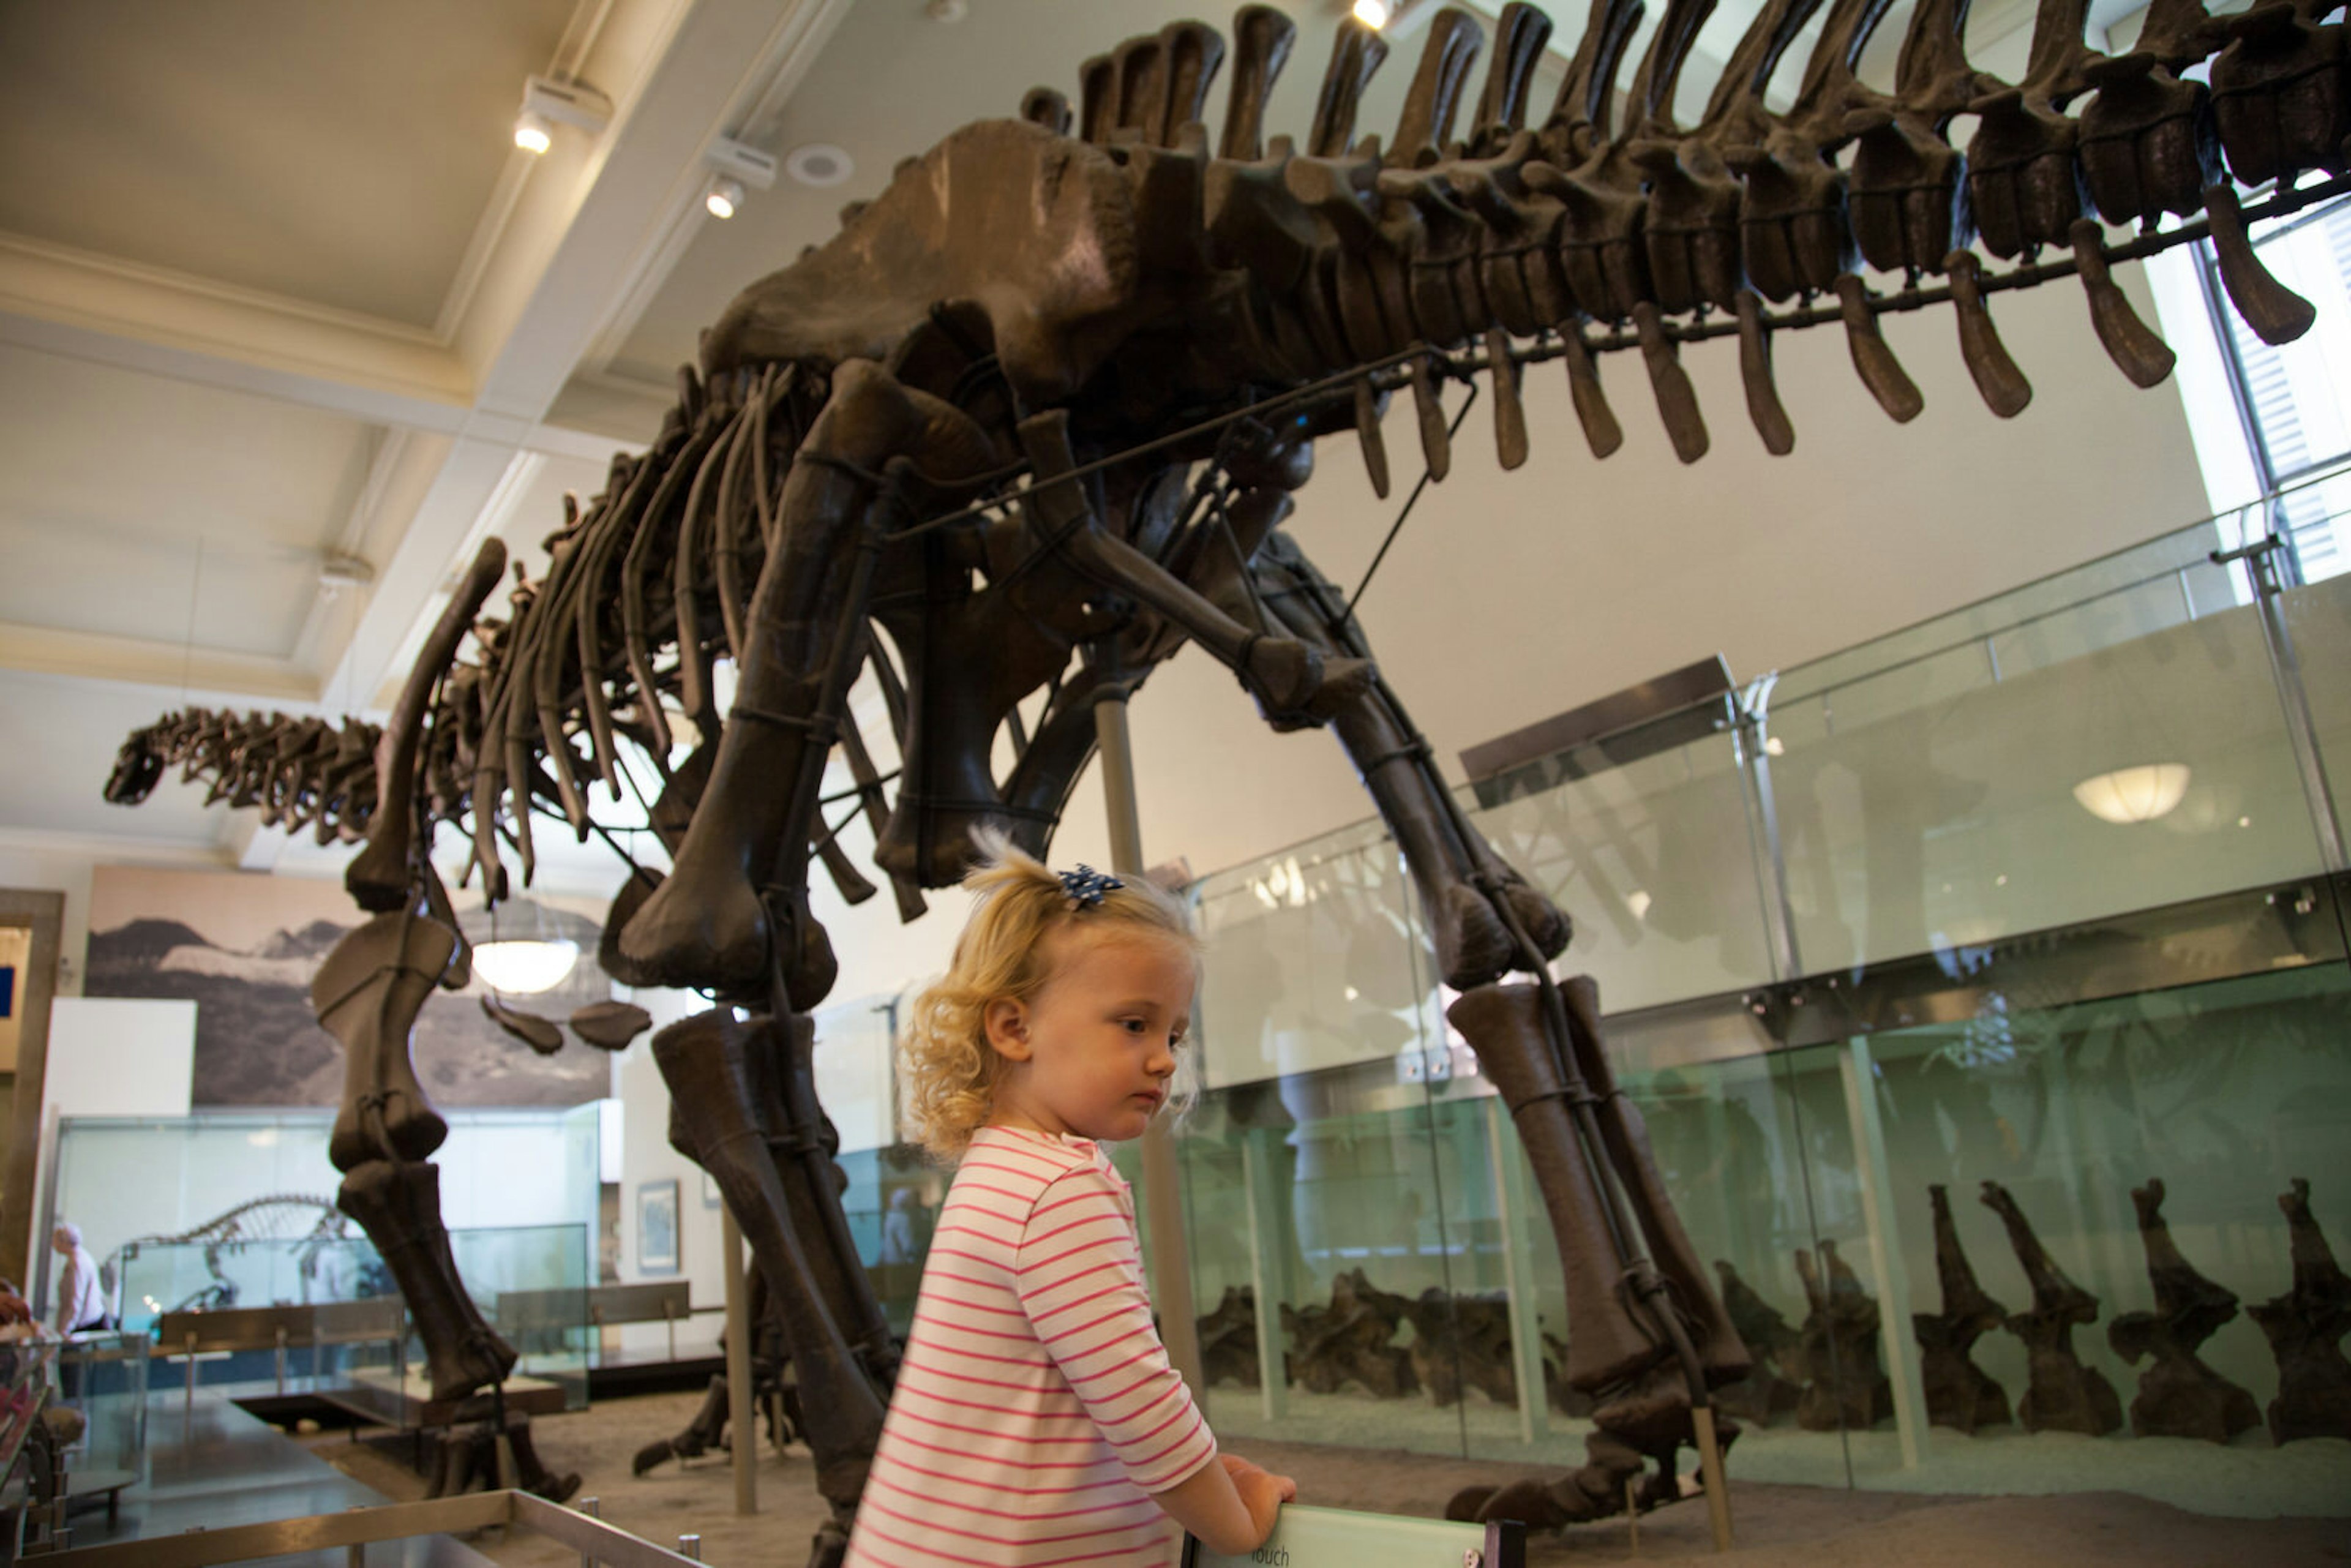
[{"left": 786, "top": 143, "right": 854, "bottom": 188}]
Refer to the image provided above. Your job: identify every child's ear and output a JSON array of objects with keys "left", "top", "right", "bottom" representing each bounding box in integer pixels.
[{"left": 983, "top": 997, "right": 1032, "bottom": 1062}]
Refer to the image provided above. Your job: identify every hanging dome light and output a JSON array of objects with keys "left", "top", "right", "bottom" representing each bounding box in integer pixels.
[
  {"left": 2071, "top": 763, "right": 2191, "bottom": 824},
  {"left": 468, "top": 898, "right": 581, "bottom": 994}
]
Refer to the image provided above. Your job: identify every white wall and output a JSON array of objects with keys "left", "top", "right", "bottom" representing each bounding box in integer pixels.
[
  {"left": 32, "top": 996, "right": 195, "bottom": 1310},
  {"left": 0, "top": 842, "right": 102, "bottom": 1001},
  {"left": 609, "top": 986, "right": 729, "bottom": 1357},
  {"left": 40, "top": 997, "right": 196, "bottom": 1128}
]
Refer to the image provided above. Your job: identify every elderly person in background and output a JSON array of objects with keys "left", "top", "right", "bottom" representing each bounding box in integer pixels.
[{"left": 51, "top": 1224, "right": 106, "bottom": 1337}]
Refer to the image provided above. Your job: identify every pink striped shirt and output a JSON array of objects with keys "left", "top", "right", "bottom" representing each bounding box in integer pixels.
[{"left": 844, "top": 1125, "right": 1215, "bottom": 1567}]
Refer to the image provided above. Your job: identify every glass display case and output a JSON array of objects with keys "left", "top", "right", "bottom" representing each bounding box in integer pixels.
[
  {"left": 118, "top": 1232, "right": 384, "bottom": 1337},
  {"left": 49, "top": 1104, "right": 602, "bottom": 1334},
  {"left": 128, "top": 1223, "right": 591, "bottom": 1417}
]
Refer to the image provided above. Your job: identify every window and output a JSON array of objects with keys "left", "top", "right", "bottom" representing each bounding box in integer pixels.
[{"left": 2198, "top": 194, "right": 2351, "bottom": 584}]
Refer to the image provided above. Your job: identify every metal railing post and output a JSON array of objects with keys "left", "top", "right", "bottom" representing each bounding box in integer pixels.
[{"left": 2219, "top": 536, "right": 2348, "bottom": 874}]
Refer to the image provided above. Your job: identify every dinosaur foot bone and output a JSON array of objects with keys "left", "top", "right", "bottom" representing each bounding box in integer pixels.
[{"left": 1445, "top": 1381, "right": 1740, "bottom": 1531}]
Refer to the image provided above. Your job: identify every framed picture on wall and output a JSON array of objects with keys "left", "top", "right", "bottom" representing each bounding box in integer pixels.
[{"left": 638, "top": 1179, "right": 680, "bottom": 1276}]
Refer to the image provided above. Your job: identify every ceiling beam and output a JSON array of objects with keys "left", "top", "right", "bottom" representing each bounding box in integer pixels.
[
  {"left": 0, "top": 233, "right": 467, "bottom": 419},
  {"left": 0, "top": 234, "right": 645, "bottom": 463},
  {"left": 0, "top": 617, "right": 317, "bottom": 702}
]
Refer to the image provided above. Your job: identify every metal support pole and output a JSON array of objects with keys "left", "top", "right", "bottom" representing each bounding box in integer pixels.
[
  {"left": 2225, "top": 538, "right": 2348, "bottom": 872},
  {"left": 1690, "top": 1405, "right": 1735, "bottom": 1551},
  {"left": 719, "top": 1206, "right": 757, "bottom": 1516},
  {"left": 579, "top": 1495, "right": 602, "bottom": 1568},
  {"left": 1093, "top": 667, "right": 1204, "bottom": 1400},
  {"left": 1838, "top": 1037, "right": 1928, "bottom": 1471},
  {"left": 1240, "top": 1129, "right": 1289, "bottom": 1422},
  {"left": 1733, "top": 679, "right": 1802, "bottom": 983},
  {"left": 678, "top": 1534, "right": 702, "bottom": 1561}
]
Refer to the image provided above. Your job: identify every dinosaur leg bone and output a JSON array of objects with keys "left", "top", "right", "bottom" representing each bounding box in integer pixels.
[
  {"left": 1016, "top": 411, "right": 1373, "bottom": 727},
  {"left": 318, "top": 908, "right": 457, "bottom": 1176},
  {"left": 1558, "top": 975, "right": 1750, "bottom": 1391},
  {"left": 312, "top": 907, "right": 516, "bottom": 1405},
  {"left": 1448, "top": 983, "right": 1675, "bottom": 1394},
  {"left": 339, "top": 1158, "right": 518, "bottom": 1404},
  {"left": 620, "top": 359, "right": 997, "bottom": 1004},
  {"left": 654, "top": 1009, "right": 887, "bottom": 1514},
  {"left": 1235, "top": 530, "right": 1568, "bottom": 988}
]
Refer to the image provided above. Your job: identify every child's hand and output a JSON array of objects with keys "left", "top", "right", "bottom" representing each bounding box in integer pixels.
[{"left": 1219, "top": 1453, "right": 1297, "bottom": 1542}]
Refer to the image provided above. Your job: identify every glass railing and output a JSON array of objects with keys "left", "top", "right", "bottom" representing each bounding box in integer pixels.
[{"left": 1757, "top": 522, "right": 2333, "bottom": 977}]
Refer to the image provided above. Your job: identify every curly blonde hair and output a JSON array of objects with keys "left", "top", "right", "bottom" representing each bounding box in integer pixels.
[{"left": 898, "top": 832, "right": 1198, "bottom": 1160}]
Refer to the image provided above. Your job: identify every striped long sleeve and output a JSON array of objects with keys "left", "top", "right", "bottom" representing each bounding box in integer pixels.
[
  {"left": 844, "top": 1127, "right": 1215, "bottom": 1568},
  {"left": 1016, "top": 1163, "right": 1212, "bottom": 1492}
]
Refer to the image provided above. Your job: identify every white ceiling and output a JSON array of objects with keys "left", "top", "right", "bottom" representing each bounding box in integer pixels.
[{"left": 0, "top": 0, "right": 2091, "bottom": 887}]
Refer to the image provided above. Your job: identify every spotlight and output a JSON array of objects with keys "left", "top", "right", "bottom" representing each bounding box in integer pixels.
[
  {"left": 701, "top": 137, "right": 777, "bottom": 219},
  {"left": 512, "top": 74, "right": 613, "bottom": 154},
  {"left": 1352, "top": 0, "right": 1391, "bottom": 24}
]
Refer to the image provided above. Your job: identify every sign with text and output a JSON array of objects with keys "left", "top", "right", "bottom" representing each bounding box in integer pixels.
[{"left": 1183, "top": 1507, "right": 1521, "bottom": 1568}]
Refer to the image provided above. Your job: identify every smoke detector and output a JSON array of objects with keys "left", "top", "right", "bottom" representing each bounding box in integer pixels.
[{"left": 785, "top": 143, "right": 854, "bottom": 188}]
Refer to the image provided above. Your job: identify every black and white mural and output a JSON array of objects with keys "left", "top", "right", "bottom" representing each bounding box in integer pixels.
[{"left": 86, "top": 866, "right": 610, "bottom": 1108}]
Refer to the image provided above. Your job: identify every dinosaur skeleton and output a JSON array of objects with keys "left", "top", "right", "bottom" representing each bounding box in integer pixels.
[
  {"left": 108, "top": 0, "right": 2347, "bottom": 1557},
  {"left": 107, "top": 1195, "right": 356, "bottom": 1318}
]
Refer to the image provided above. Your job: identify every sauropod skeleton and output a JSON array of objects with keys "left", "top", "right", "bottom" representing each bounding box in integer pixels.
[{"left": 110, "top": 0, "right": 2345, "bottom": 1556}]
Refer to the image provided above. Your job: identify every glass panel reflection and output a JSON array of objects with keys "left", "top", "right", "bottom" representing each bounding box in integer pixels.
[
  {"left": 2277, "top": 569, "right": 2351, "bottom": 854},
  {"left": 1466, "top": 727, "right": 1778, "bottom": 1012},
  {"left": 1764, "top": 575, "right": 2322, "bottom": 976}
]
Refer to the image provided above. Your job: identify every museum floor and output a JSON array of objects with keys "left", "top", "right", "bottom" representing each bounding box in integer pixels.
[{"left": 286, "top": 1390, "right": 2351, "bottom": 1567}]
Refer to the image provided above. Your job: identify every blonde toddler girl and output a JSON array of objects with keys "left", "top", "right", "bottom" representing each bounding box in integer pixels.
[{"left": 842, "top": 841, "right": 1294, "bottom": 1566}]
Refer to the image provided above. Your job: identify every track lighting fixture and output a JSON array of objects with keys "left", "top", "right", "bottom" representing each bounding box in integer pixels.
[
  {"left": 700, "top": 137, "right": 778, "bottom": 219},
  {"left": 512, "top": 74, "right": 612, "bottom": 155}
]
